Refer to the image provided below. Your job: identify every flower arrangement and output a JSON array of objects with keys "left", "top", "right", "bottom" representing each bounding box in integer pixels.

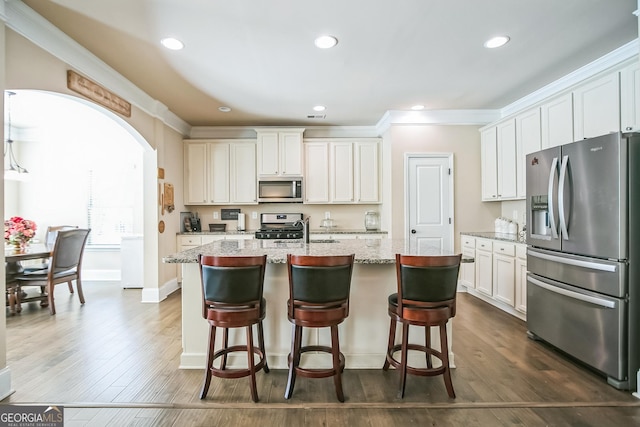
[{"left": 4, "top": 216, "right": 37, "bottom": 250}]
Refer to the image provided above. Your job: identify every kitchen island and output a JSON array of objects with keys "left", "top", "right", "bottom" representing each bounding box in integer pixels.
[{"left": 164, "top": 238, "right": 460, "bottom": 370}]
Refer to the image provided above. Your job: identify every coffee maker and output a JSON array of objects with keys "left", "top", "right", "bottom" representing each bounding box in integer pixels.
[{"left": 180, "top": 212, "right": 201, "bottom": 232}]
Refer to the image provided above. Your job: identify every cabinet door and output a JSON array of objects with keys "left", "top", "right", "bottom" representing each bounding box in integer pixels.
[
  {"left": 515, "top": 257, "right": 528, "bottom": 313},
  {"left": 330, "top": 142, "right": 354, "bottom": 203},
  {"left": 493, "top": 253, "right": 515, "bottom": 306},
  {"left": 184, "top": 142, "right": 208, "bottom": 204},
  {"left": 475, "top": 249, "right": 493, "bottom": 296},
  {"left": 355, "top": 141, "right": 380, "bottom": 203},
  {"left": 496, "top": 120, "right": 517, "bottom": 199},
  {"left": 621, "top": 61, "right": 640, "bottom": 132},
  {"left": 573, "top": 72, "right": 620, "bottom": 140},
  {"left": 304, "top": 142, "right": 330, "bottom": 203},
  {"left": 480, "top": 127, "right": 498, "bottom": 201},
  {"left": 279, "top": 132, "right": 303, "bottom": 176},
  {"left": 257, "top": 132, "right": 280, "bottom": 176},
  {"left": 516, "top": 108, "right": 541, "bottom": 198},
  {"left": 541, "top": 93, "right": 574, "bottom": 148},
  {"left": 230, "top": 142, "right": 257, "bottom": 204},
  {"left": 210, "top": 143, "right": 230, "bottom": 204},
  {"left": 460, "top": 247, "right": 475, "bottom": 289}
]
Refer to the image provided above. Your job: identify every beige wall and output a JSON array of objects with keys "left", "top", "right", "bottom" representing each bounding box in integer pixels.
[
  {"left": 5, "top": 29, "right": 186, "bottom": 288},
  {"left": 386, "top": 125, "right": 501, "bottom": 252}
]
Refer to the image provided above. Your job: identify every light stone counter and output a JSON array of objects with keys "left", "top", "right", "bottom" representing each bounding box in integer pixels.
[{"left": 165, "top": 238, "right": 458, "bottom": 370}]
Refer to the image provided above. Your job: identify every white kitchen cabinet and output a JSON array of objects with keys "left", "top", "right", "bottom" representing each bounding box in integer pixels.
[
  {"left": 303, "top": 142, "right": 330, "bottom": 203},
  {"left": 514, "top": 244, "right": 528, "bottom": 314},
  {"left": 621, "top": 61, "right": 640, "bottom": 132},
  {"left": 480, "top": 127, "right": 498, "bottom": 201},
  {"left": 496, "top": 119, "right": 517, "bottom": 199},
  {"left": 184, "top": 140, "right": 257, "bottom": 205},
  {"left": 481, "top": 121, "right": 516, "bottom": 201},
  {"left": 516, "top": 108, "right": 541, "bottom": 198},
  {"left": 255, "top": 128, "right": 304, "bottom": 177},
  {"left": 492, "top": 241, "right": 516, "bottom": 306},
  {"left": 459, "top": 235, "right": 475, "bottom": 289},
  {"left": 184, "top": 142, "right": 208, "bottom": 204},
  {"left": 330, "top": 142, "right": 355, "bottom": 203},
  {"left": 304, "top": 138, "right": 381, "bottom": 204},
  {"left": 354, "top": 141, "right": 381, "bottom": 203},
  {"left": 541, "top": 93, "right": 574, "bottom": 148},
  {"left": 475, "top": 238, "right": 493, "bottom": 296},
  {"left": 573, "top": 71, "right": 620, "bottom": 140}
]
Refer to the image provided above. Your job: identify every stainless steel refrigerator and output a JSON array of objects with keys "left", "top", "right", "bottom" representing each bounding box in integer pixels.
[{"left": 526, "top": 131, "right": 640, "bottom": 390}]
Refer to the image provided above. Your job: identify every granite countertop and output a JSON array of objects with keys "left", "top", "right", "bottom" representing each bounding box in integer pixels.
[
  {"left": 461, "top": 231, "right": 527, "bottom": 244},
  {"left": 177, "top": 229, "right": 387, "bottom": 236},
  {"left": 164, "top": 238, "right": 454, "bottom": 265}
]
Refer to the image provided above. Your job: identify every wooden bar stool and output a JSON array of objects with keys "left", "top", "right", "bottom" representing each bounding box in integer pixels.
[
  {"left": 285, "top": 254, "right": 355, "bottom": 402},
  {"left": 197, "top": 254, "right": 269, "bottom": 402},
  {"left": 383, "top": 253, "right": 462, "bottom": 398}
]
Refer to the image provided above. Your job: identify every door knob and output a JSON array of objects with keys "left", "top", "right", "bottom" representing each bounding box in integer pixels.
[{"left": 411, "top": 229, "right": 416, "bottom": 234}]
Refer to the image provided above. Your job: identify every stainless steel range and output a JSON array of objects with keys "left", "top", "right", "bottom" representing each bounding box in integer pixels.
[{"left": 254, "top": 213, "right": 304, "bottom": 239}]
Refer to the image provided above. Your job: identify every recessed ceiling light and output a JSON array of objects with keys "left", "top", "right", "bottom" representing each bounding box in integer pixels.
[
  {"left": 484, "top": 36, "right": 510, "bottom": 49},
  {"left": 314, "top": 35, "right": 338, "bottom": 49},
  {"left": 218, "top": 106, "right": 231, "bottom": 113},
  {"left": 411, "top": 105, "right": 425, "bottom": 111},
  {"left": 313, "top": 105, "right": 326, "bottom": 112},
  {"left": 161, "top": 37, "right": 184, "bottom": 50}
]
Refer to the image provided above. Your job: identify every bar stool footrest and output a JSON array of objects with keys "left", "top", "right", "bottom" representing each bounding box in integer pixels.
[
  {"left": 210, "top": 345, "right": 267, "bottom": 379},
  {"left": 289, "top": 345, "right": 345, "bottom": 379},
  {"left": 385, "top": 343, "right": 447, "bottom": 377}
]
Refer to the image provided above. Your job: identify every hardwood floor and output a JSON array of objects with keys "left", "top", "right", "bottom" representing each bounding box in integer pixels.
[{"left": 3, "top": 283, "right": 640, "bottom": 426}]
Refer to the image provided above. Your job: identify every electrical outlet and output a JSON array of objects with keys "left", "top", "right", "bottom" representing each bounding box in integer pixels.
[
  {"left": 325, "top": 211, "right": 331, "bottom": 219},
  {"left": 252, "top": 211, "right": 258, "bottom": 219},
  {"left": 512, "top": 210, "right": 518, "bottom": 221},
  {"left": 213, "top": 212, "right": 219, "bottom": 219}
]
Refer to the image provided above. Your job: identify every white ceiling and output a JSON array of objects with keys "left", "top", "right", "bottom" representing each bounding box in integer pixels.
[{"left": 18, "top": 0, "right": 640, "bottom": 127}]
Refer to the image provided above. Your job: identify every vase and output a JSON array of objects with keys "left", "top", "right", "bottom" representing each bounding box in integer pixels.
[{"left": 11, "top": 240, "right": 29, "bottom": 253}]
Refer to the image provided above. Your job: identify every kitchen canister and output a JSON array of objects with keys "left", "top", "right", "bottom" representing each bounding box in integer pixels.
[{"left": 364, "top": 211, "right": 380, "bottom": 231}]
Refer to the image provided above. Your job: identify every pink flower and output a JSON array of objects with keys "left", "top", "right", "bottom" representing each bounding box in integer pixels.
[{"left": 4, "top": 217, "right": 37, "bottom": 245}]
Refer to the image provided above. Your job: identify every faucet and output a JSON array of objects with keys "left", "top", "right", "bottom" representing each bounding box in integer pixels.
[{"left": 294, "top": 217, "right": 310, "bottom": 243}]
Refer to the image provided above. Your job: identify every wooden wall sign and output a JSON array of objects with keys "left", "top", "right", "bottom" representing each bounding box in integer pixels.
[{"left": 67, "top": 70, "right": 131, "bottom": 117}]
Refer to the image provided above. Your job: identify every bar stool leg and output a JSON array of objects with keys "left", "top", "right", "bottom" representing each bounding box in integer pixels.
[
  {"left": 398, "top": 322, "right": 410, "bottom": 399},
  {"left": 257, "top": 321, "right": 269, "bottom": 373},
  {"left": 220, "top": 328, "right": 229, "bottom": 370},
  {"left": 285, "top": 324, "right": 302, "bottom": 399},
  {"left": 383, "top": 316, "right": 397, "bottom": 370},
  {"left": 246, "top": 325, "right": 259, "bottom": 402},
  {"left": 425, "top": 325, "right": 433, "bottom": 369},
  {"left": 331, "top": 325, "right": 345, "bottom": 402},
  {"left": 439, "top": 322, "right": 455, "bottom": 398},
  {"left": 200, "top": 324, "right": 217, "bottom": 399}
]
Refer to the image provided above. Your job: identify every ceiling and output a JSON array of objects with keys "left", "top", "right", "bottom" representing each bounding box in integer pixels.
[{"left": 19, "top": 0, "right": 640, "bottom": 128}]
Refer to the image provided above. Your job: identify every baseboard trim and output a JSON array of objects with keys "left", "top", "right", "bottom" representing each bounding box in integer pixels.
[{"left": 141, "top": 278, "right": 180, "bottom": 303}]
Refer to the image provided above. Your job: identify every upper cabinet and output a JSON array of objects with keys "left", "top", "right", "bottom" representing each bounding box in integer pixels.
[
  {"left": 255, "top": 128, "right": 304, "bottom": 177},
  {"left": 621, "top": 61, "right": 640, "bottom": 132},
  {"left": 304, "top": 138, "right": 381, "bottom": 204},
  {"left": 184, "top": 139, "right": 257, "bottom": 205},
  {"left": 573, "top": 71, "right": 620, "bottom": 140},
  {"left": 541, "top": 93, "right": 574, "bottom": 149},
  {"left": 481, "top": 121, "right": 517, "bottom": 202},
  {"left": 515, "top": 107, "right": 541, "bottom": 199}
]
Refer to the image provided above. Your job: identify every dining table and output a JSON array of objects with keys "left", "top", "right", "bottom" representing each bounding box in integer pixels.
[{"left": 5, "top": 243, "right": 52, "bottom": 314}]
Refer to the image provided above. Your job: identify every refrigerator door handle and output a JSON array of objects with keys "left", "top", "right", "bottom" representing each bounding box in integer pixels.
[
  {"left": 528, "top": 250, "right": 617, "bottom": 272},
  {"left": 558, "top": 155, "right": 569, "bottom": 240},
  {"left": 527, "top": 276, "right": 616, "bottom": 309},
  {"left": 547, "top": 157, "right": 559, "bottom": 239}
]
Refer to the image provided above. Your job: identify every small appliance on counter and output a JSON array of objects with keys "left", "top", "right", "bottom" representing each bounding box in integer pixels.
[
  {"left": 255, "top": 213, "right": 304, "bottom": 239},
  {"left": 180, "top": 211, "right": 201, "bottom": 232}
]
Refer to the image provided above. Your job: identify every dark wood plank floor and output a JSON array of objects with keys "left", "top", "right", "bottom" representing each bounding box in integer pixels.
[{"left": 3, "top": 283, "right": 640, "bottom": 426}]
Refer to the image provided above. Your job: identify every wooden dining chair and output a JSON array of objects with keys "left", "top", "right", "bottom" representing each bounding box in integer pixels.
[
  {"left": 23, "top": 225, "right": 78, "bottom": 276},
  {"left": 16, "top": 228, "right": 91, "bottom": 315}
]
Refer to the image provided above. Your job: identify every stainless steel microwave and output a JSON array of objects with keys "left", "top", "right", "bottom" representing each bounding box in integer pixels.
[{"left": 257, "top": 177, "right": 303, "bottom": 203}]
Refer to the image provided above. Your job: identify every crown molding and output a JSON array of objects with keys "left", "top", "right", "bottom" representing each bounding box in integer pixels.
[
  {"left": 375, "top": 109, "right": 500, "bottom": 135},
  {"left": 3, "top": 1, "right": 191, "bottom": 136},
  {"left": 501, "top": 39, "right": 639, "bottom": 118}
]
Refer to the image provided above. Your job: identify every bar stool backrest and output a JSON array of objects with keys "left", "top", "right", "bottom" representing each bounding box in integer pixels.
[
  {"left": 287, "top": 254, "right": 355, "bottom": 308},
  {"left": 198, "top": 255, "right": 266, "bottom": 308}
]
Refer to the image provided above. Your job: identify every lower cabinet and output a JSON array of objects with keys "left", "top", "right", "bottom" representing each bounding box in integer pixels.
[
  {"left": 176, "top": 234, "right": 253, "bottom": 282},
  {"left": 460, "top": 235, "right": 476, "bottom": 288},
  {"left": 463, "top": 234, "right": 527, "bottom": 320}
]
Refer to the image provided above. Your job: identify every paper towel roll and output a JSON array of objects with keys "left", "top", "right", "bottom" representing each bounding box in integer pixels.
[{"left": 237, "top": 213, "right": 246, "bottom": 231}]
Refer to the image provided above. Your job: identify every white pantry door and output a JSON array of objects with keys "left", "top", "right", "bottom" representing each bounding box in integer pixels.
[{"left": 406, "top": 154, "right": 454, "bottom": 252}]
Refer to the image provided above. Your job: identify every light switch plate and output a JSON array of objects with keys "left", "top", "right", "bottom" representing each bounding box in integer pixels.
[
  {"left": 252, "top": 212, "right": 258, "bottom": 219},
  {"left": 213, "top": 212, "right": 219, "bottom": 219}
]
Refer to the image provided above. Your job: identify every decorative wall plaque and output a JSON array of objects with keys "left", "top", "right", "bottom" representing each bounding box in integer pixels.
[{"left": 67, "top": 70, "right": 131, "bottom": 117}]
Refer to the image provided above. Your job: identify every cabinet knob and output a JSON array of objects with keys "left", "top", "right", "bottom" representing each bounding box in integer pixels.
[
  {"left": 626, "top": 127, "right": 633, "bottom": 131},
  {"left": 411, "top": 229, "right": 417, "bottom": 234}
]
